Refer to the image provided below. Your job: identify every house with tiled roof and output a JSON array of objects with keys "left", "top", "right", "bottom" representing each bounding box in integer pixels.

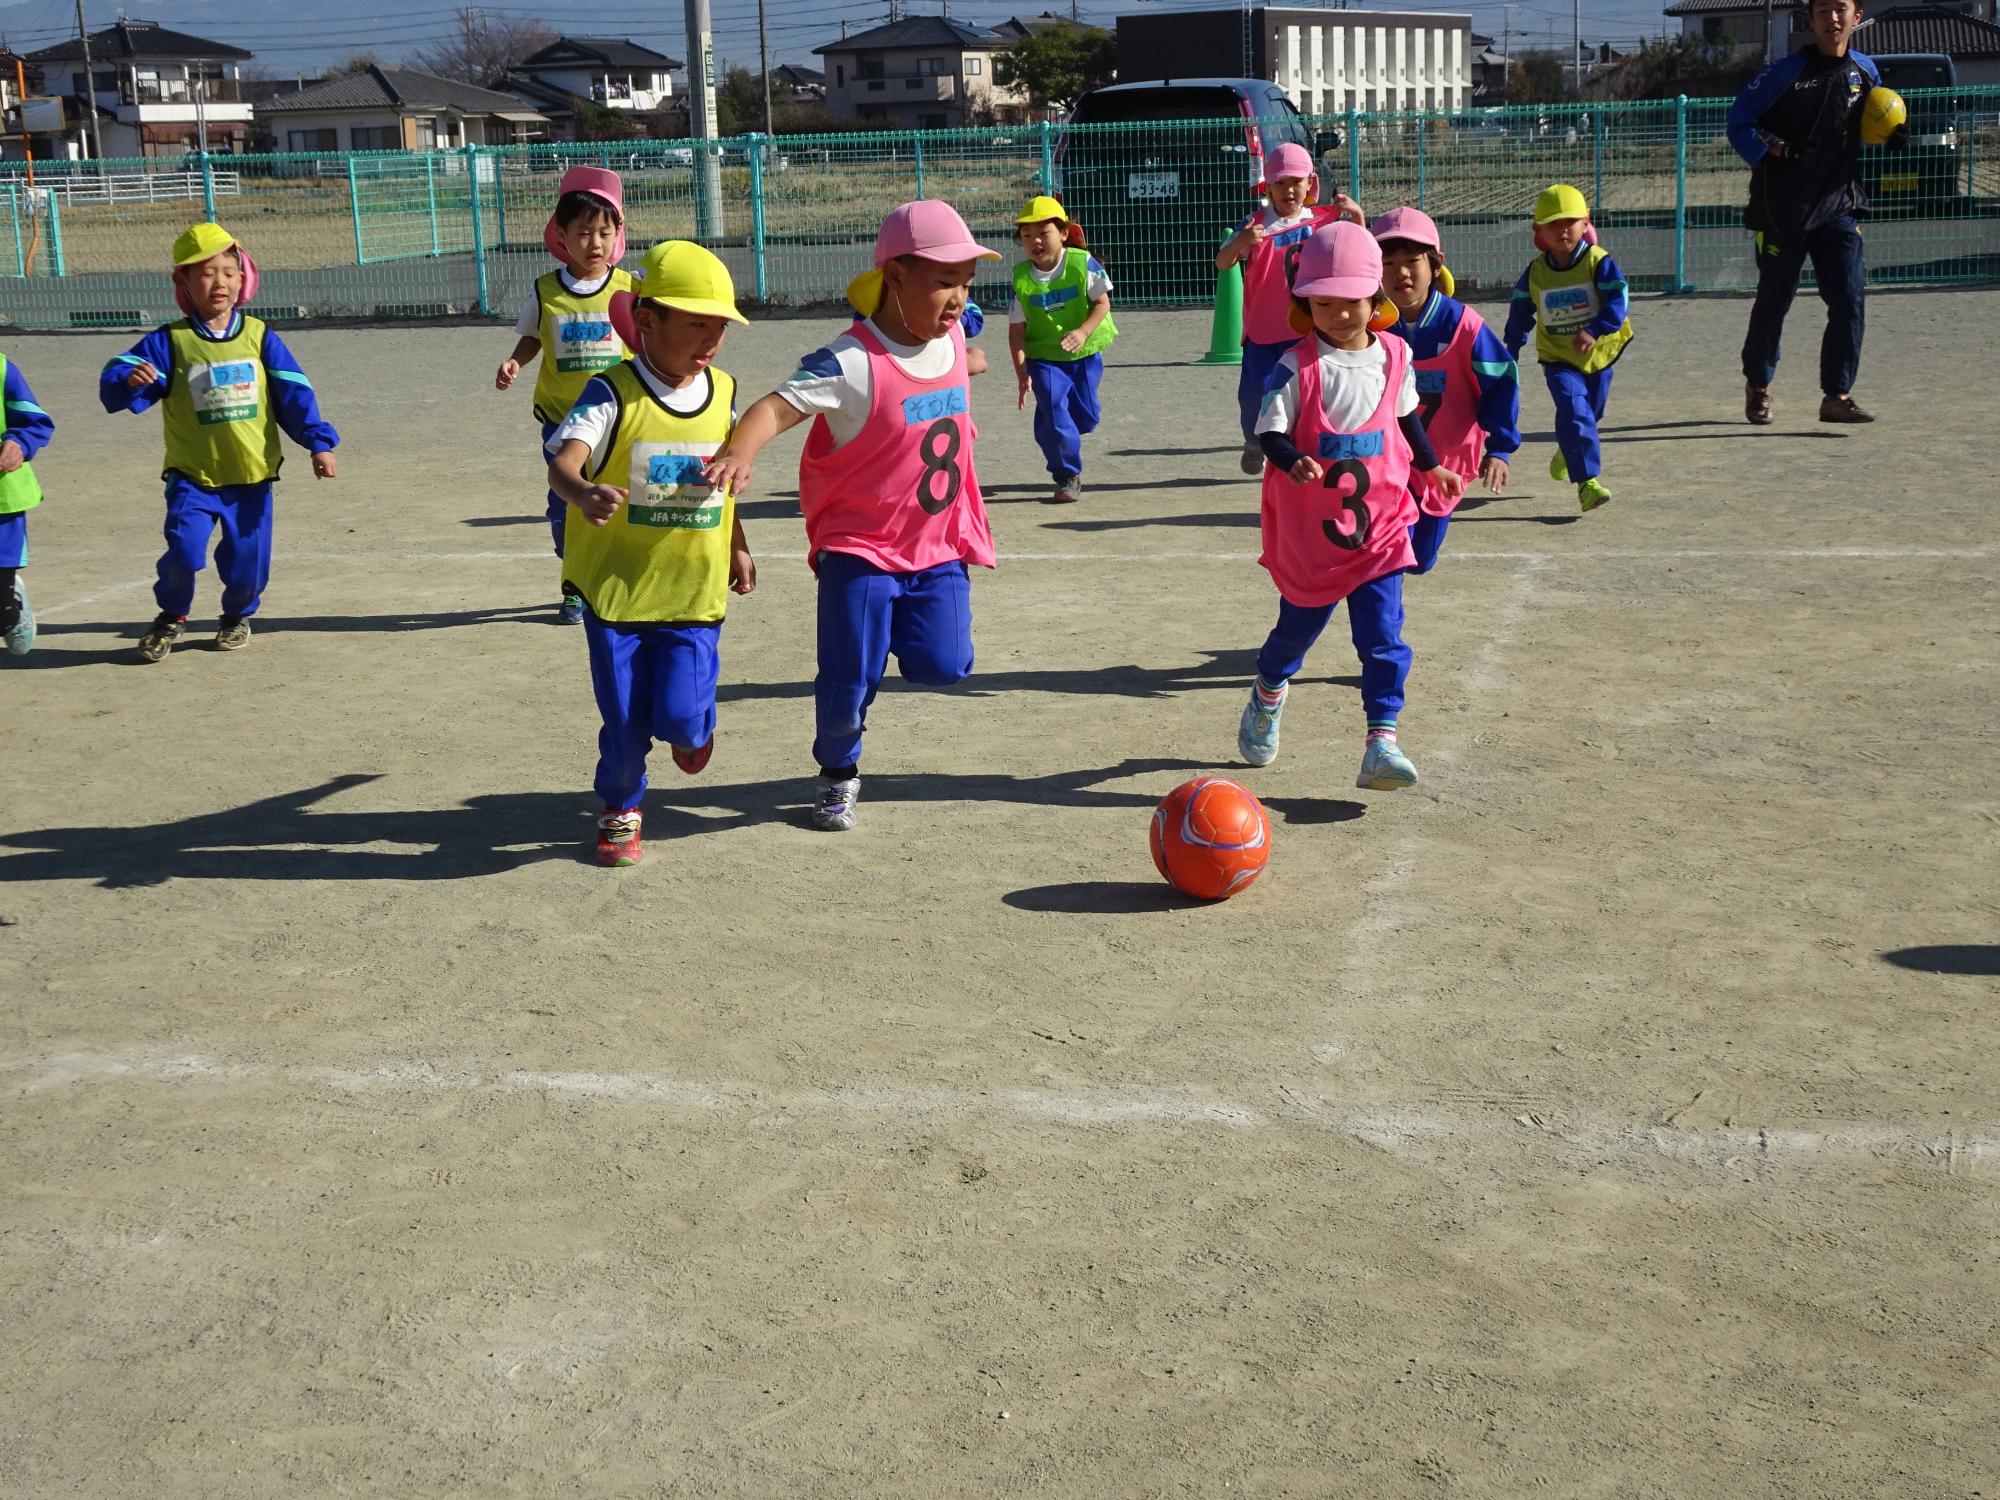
[
  {"left": 25, "top": 19, "right": 255, "bottom": 158},
  {"left": 257, "top": 66, "right": 546, "bottom": 153},
  {"left": 813, "top": 17, "right": 1032, "bottom": 127},
  {"left": 1663, "top": 0, "right": 1997, "bottom": 66},
  {"left": 1858, "top": 4, "right": 2000, "bottom": 83}
]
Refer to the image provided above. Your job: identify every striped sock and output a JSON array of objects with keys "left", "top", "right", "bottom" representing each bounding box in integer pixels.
[
  {"left": 1366, "top": 720, "right": 1398, "bottom": 742},
  {"left": 1253, "top": 676, "right": 1287, "bottom": 708}
]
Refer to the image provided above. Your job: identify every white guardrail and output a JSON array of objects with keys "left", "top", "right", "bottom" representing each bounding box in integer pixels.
[{"left": 0, "top": 168, "right": 244, "bottom": 206}]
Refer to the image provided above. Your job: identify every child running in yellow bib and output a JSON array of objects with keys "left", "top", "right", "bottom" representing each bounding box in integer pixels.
[
  {"left": 496, "top": 167, "right": 634, "bottom": 624},
  {"left": 545, "top": 241, "right": 755, "bottom": 869},
  {"left": 1007, "top": 195, "right": 1115, "bottom": 504}
]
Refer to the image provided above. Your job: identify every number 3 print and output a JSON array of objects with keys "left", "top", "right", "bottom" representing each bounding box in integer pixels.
[
  {"left": 1319, "top": 458, "right": 1373, "bottom": 551},
  {"left": 917, "top": 417, "right": 963, "bottom": 515}
]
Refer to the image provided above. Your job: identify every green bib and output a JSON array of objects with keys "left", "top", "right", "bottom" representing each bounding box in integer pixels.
[
  {"left": 567, "top": 360, "right": 737, "bottom": 626},
  {"left": 1013, "top": 249, "right": 1117, "bottom": 362},
  {"left": 0, "top": 353, "right": 42, "bottom": 515},
  {"left": 1526, "top": 244, "right": 1632, "bottom": 373},
  {"left": 532, "top": 268, "right": 635, "bottom": 425},
  {"left": 163, "top": 315, "right": 281, "bottom": 488}
]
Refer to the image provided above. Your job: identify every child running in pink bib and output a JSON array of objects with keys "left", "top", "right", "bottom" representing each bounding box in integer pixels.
[
  {"left": 1366, "top": 206, "right": 1520, "bottom": 575},
  {"left": 1236, "top": 221, "right": 1463, "bottom": 790},
  {"left": 704, "top": 200, "right": 999, "bottom": 832},
  {"left": 1215, "top": 143, "right": 1352, "bottom": 475}
]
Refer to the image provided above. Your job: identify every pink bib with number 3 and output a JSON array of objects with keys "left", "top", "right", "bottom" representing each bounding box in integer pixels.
[
  {"left": 1258, "top": 332, "right": 1417, "bottom": 607},
  {"left": 798, "top": 321, "right": 995, "bottom": 575}
]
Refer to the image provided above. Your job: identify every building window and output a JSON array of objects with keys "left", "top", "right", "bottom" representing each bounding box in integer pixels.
[
  {"left": 288, "top": 128, "right": 338, "bottom": 152},
  {"left": 836, "top": 64, "right": 844, "bottom": 86},
  {"left": 919, "top": 57, "right": 937, "bottom": 75},
  {"left": 351, "top": 124, "right": 400, "bottom": 151},
  {"left": 965, "top": 57, "right": 983, "bottom": 75},
  {"left": 413, "top": 117, "right": 438, "bottom": 148}
]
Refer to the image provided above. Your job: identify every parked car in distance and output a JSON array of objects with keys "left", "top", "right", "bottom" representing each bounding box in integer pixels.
[{"left": 1863, "top": 52, "right": 1961, "bottom": 212}]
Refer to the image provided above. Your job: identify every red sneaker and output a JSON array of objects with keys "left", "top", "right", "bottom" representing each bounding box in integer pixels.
[
  {"left": 671, "top": 738, "right": 713, "bottom": 775},
  {"left": 595, "top": 809, "right": 643, "bottom": 867}
]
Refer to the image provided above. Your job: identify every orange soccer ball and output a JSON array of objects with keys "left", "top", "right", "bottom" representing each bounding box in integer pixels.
[{"left": 1150, "top": 777, "right": 1272, "bottom": 901}]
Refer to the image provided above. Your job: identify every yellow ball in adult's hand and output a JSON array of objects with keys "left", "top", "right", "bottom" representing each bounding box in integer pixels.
[{"left": 1860, "top": 87, "right": 1907, "bottom": 146}]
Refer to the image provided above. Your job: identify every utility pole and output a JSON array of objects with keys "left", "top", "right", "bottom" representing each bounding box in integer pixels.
[
  {"left": 1761, "top": 0, "right": 1775, "bottom": 65},
  {"left": 684, "top": 0, "right": 722, "bottom": 235},
  {"left": 1573, "top": 0, "right": 1582, "bottom": 98},
  {"left": 1501, "top": 3, "right": 1519, "bottom": 100},
  {"left": 74, "top": 0, "right": 99, "bottom": 161},
  {"left": 758, "top": 0, "right": 772, "bottom": 134}
]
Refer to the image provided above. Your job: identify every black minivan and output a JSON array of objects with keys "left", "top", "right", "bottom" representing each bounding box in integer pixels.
[{"left": 1055, "top": 79, "right": 1338, "bottom": 303}]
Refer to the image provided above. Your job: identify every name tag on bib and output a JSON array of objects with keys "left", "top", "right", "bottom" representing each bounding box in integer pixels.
[
  {"left": 189, "top": 360, "right": 259, "bottom": 425},
  {"left": 902, "top": 385, "right": 968, "bottom": 426},
  {"left": 1414, "top": 370, "right": 1447, "bottom": 396},
  {"left": 553, "top": 312, "right": 621, "bottom": 373},
  {"left": 1317, "top": 430, "right": 1385, "bottom": 461},
  {"left": 1540, "top": 284, "right": 1594, "bottom": 332},
  {"left": 627, "top": 444, "right": 722, "bottom": 530}
]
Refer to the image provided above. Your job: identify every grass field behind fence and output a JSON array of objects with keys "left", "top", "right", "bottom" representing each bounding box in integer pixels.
[{"left": 0, "top": 90, "right": 1994, "bottom": 327}]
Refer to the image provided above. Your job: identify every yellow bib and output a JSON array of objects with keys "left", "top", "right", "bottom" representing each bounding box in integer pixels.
[
  {"left": 163, "top": 315, "right": 281, "bottom": 488},
  {"left": 0, "top": 353, "right": 42, "bottom": 515},
  {"left": 1526, "top": 244, "right": 1633, "bottom": 373},
  {"left": 531, "top": 268, "right": 635, "bottom": 425},
  {"left": 564, "top": 360, "right": 736, "bottom": 625}
]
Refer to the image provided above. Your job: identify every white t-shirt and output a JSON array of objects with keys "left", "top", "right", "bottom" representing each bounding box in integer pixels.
[
  {"left": 514, "top": 267, "right": 615, "bottom": 337},
  {"left": 1007, "top": 253, "right": 1113, "bottom": 324},
  {"left": 1256, "top": 334, "right": 1417, "bottom": 439},
  {"left": 776, "top": 318, "right": 955, "bottom": 450},
  {"left": 544, "top": 359, "right": 729, "bottom": 470}
]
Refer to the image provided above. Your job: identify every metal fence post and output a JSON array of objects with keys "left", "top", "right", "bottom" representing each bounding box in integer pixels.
[
  {"left": 1592, "top": 109, "right": 1606, "bottom": 215},
  {"left": 913, "top": 133, "right": 925, "bottom": 200},
  {"left": 1038, "top": 119, "right": 1054, "bottom": 191},
  {"left": 425, "top": 153, "right": 441, "bottom": 257},
  {"left": 495, "top": 151, "right": 509, "bottom": 246},
  {"left": 199, "top": 149, "right": 217, "bottom": 220},
  {"left": 1673, "top": 94, "right": 1689, "bottom": 293},
  {"left": 8, "top": 185, "right": 21, "bottom": 278},
  {"left": 748, "top": 133, "right": 768, "bottom": 303},
  {"left": 465, "top": 143, "right": 489, "bottom": 316},
  {"left": 348, "top": 155, "right": 365, "bottom": 265},
  {"left": 1346, "top": 106, "right": 1361, "bottom": 198},
  {"left": 46, "top": 189, "right": 63, "bottom": 278},
  {"left": 1416, "top": 115, "right": 1426, "bottom": 209}
]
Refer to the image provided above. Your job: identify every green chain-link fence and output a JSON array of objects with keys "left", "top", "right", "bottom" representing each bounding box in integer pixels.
[{"left": 0, "top": 88, "right": 1993, "bottom": 330}]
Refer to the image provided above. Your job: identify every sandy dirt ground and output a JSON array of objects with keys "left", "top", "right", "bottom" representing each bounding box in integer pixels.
[{"left": 1, "top": 292, "right": 1995, "bottom": 1498}]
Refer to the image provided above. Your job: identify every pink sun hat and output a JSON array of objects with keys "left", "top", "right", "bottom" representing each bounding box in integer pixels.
[
  {"left": 1291, "top": 219, "right": 1383, "bottom": 300},
  {"left": 846, "top": 199, "right": 1001, "bottom": 315},
  {"left": 1259, "top": 141, "right": 1320, "bottom": 202},
  {"left": 1368, "top": 206, "right": 1442, "bottom": 253},
  {"left": 544, "top": 166, "right": 627, "bottom": 266}
]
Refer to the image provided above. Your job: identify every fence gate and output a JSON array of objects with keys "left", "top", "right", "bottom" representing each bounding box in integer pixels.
[{"left": 349, "top": 152, "right": 491, "bottom": 265}]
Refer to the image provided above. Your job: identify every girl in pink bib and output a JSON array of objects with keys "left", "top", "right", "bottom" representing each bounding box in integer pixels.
[
  {"left": 1236, "top": 221, "right": 1464, "bottom": 792},
  {"left": 706, "top": 200, "right": 1000, "bottom": 833}
]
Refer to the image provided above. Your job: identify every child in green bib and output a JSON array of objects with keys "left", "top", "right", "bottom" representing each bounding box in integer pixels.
[
  {"left": 100, "top": 223, "right": 340, "bottom": 662},
  {"left": 0, "top": 349, "right": 55, "bottom": 657},
  {"left": 1007, "top": 196, "right": 1116, "bottom": 505}
]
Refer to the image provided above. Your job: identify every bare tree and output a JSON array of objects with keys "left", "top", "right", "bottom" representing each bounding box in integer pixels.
[{"left": 410, "top": 5, "right": 556, "bottom": 87}]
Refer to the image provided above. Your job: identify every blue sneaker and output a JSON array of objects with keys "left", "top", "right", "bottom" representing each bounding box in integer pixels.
[
  {"left": 3, "top": 577, "right": 32, "bottom": 656},
  {"left": 558, "top": 592, "right": 585, "bottom": 626},
  {"left": 1356, "top": 733, "right": 1419, "bottom": 790},
  {"left": 1237, "top": 684, "right": 1286, "bottom": 767}
]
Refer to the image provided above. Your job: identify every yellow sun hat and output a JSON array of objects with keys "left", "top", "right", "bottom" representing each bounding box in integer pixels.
[
  {"left": 1015, "top": 194, "right": 1069, "bottom": 225},
  {"left": 1533, "top": 183, "right": 1591, "bottom": 225},
  {"left": 169, "top": 221, "right": 259, "bottom": 312},
  {"left": 608, "top": 239, "right": 747, "bottom": 349}
]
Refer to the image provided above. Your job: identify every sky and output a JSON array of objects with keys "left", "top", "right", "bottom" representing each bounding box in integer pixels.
[{"left": 0, "top": 0, "right": 1684, "bottom": 80}]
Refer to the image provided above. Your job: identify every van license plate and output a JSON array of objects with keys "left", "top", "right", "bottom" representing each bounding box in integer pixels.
[
  {"left": 1882, "top": 170, "right": 1919, "bottom": 194},
  {"left": 1127, "top": 171, "right": 1181, "bottom": 200}
]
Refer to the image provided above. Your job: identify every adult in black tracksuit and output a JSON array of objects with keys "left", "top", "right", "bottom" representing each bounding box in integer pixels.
[{"left": 1728, "top": 0, "right": 1893, "bottom": 424}]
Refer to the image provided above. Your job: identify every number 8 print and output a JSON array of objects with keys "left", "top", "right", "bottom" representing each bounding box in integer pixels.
[
  {"left": 1318, "top": 458, "right": 1372, "bottom": 551},
  {"left": 917, "top": 417, "right": 963, "bottom": 515}
]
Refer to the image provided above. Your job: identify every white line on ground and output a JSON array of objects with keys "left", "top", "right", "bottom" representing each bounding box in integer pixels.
[
  {"left": 37, "top": 578, "right": 154, "bottom": 617},
  {"left": 4, "top": 1049, "right": 1987, "bottom": 1169}
]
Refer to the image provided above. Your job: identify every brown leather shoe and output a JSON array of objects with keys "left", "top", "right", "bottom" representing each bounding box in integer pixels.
[
  {"left": 1745, "top": 382, "right": 1772, "bottom": 425},
  {"left": 1819, "top": 394, "right": 1875, "bottom": 423}
]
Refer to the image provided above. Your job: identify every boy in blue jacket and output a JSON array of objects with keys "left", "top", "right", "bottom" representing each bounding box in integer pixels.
[
  {"left": 101, "top": 223, "right": 340, "bottom": 662},
  {"left": 0, "top": 351, "right": 55, "bottom": 656}
]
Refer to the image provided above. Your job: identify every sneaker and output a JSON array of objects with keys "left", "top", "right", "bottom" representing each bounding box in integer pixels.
[
  {"left": 1548, "top": 452, "right": 1570, "bottom": 483},
  {"left": 558, "top": 592, "right": 586, "bottom": 625},
  {"left": 2, "top": 578, "right": 32, "bottom": 656},
  {"left": 1051, "top": 475, "right": 1081, "bottom": 504},
  {"left": 1240, "top": 442, "right": 1264, "bottom": 476},
  {"left": 812, "top": 775, "right": 861, "bottom": 832},
  {"left": 595, "top": 809, "right": 643, "bottom": 867},
  {"left": 137, "top": 612, "right": 185, "bottom": 663},
  {"left": 671, "top": 738, "right": 713, "bottom": 775},
  {"left": 1356, "top": 734, "right": 1419, "bottom": 791},
  {"left": 1578, "top": 477, "right": 1613, "bottom": 512},
  {"left": 1237, "top": 683, "right": 1287, "bottom": 767},
  {"left": 1819, "top": 394, "right": 1875, "bottom": 424},
  {"left": 1745, "top": 381, "right": 1773, "bottom": 425},
  {"left": 214, "top": 615, "right": 252, "bottom": 651}
]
